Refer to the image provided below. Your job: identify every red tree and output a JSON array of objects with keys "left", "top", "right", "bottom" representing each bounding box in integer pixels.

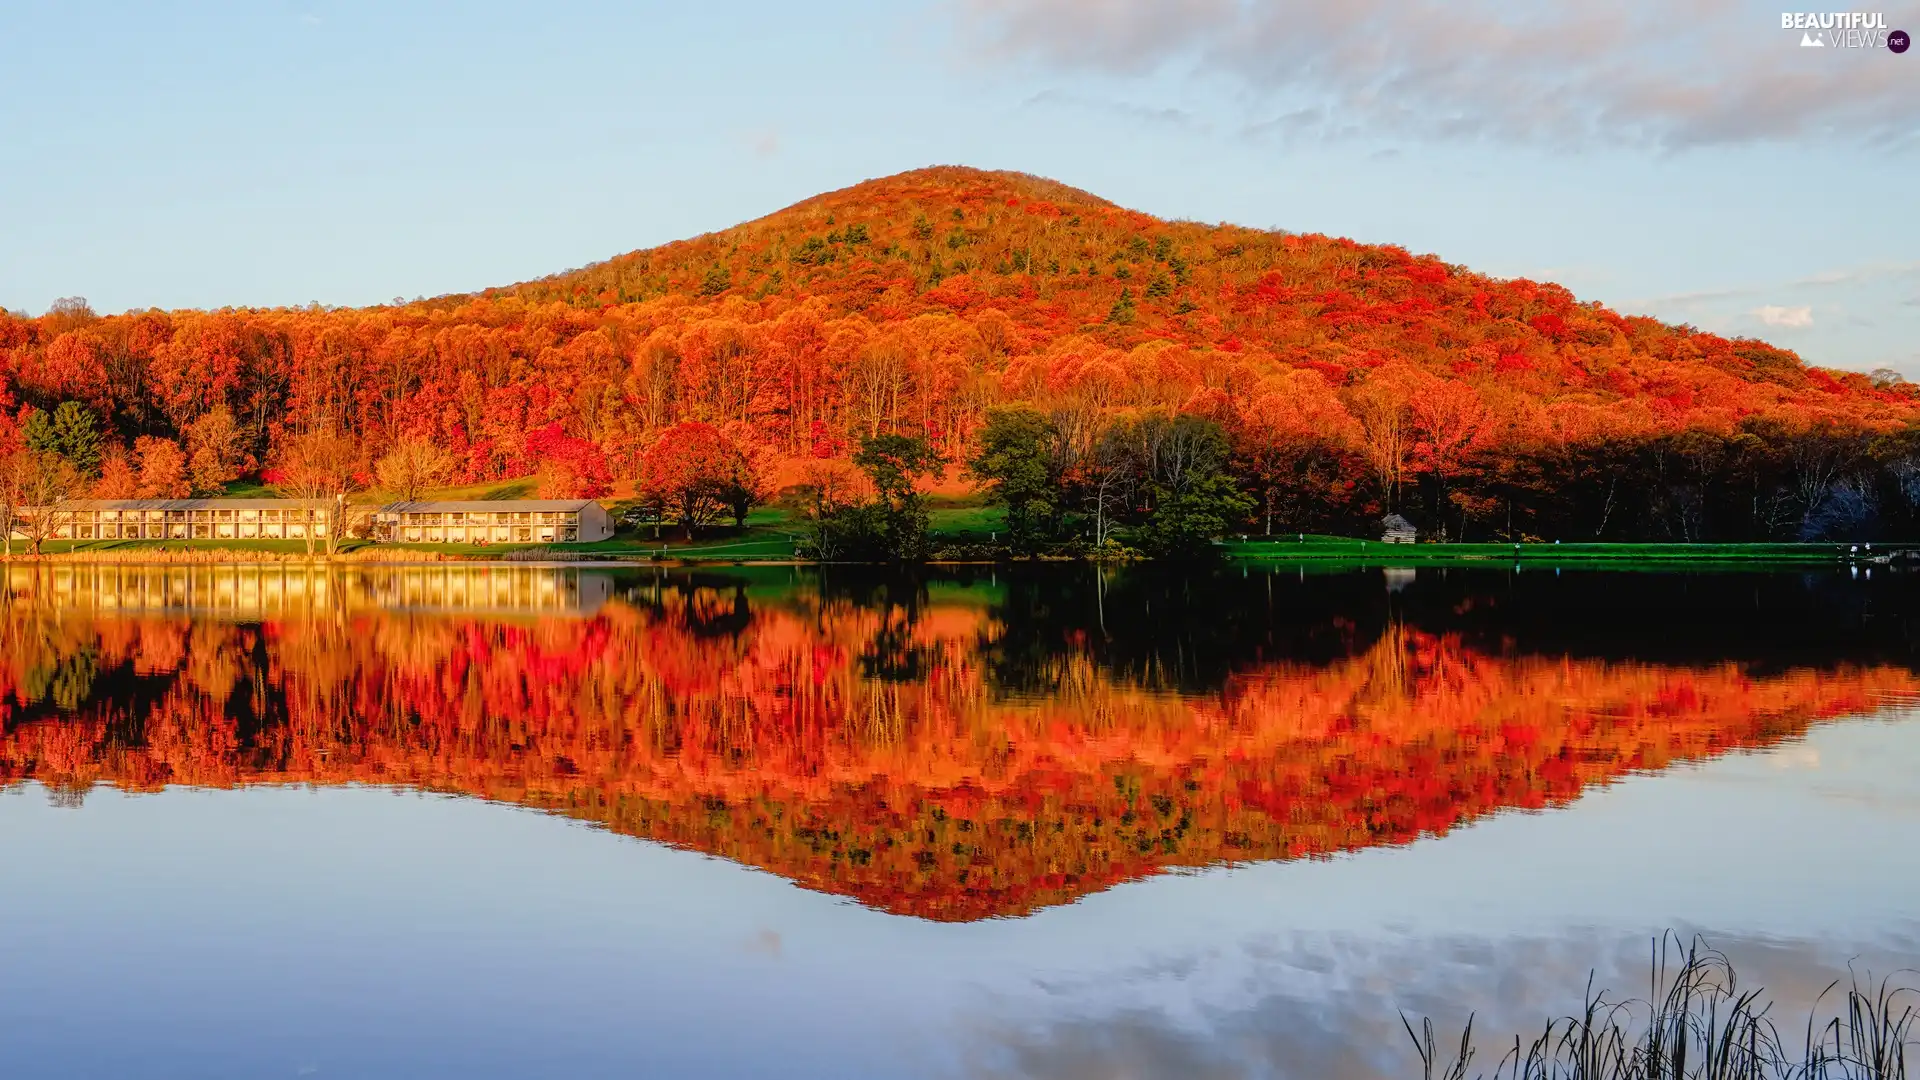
[
  {"left": 526, "top": 423, "right": 613, "bottom": 499},
  {"left": 639, "top": 422, "right": 743, "bottom": 538}
]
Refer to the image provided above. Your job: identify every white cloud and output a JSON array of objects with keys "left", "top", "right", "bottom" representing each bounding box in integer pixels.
[
  {"left": 950, "top": 0, "right": 1919, "bottom": 150},
  {"left": 1752, "top": 304, "right": 1814, "bottom": 328},
  {"left": 1791, "top": 261, "right": 1920, "bottom": 288},
  {"left": 1025, "top": 89, "right": 1213, "bottom": 134}
]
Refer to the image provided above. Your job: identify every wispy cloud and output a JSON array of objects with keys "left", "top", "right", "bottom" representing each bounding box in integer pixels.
[
  {"left": 1790, "top": 261, "right": 1920, "bottom": 288},
  {"left": 1631, "top": 284, "right": 1763, "bottom": 309},
  {"left": 1023, "top": 88, "right": 1212, "bottom": 134},
  {"left": 1753, "top": 304, "right": 1814, "bottom": 328},
  {"left": 1631, "top": 260, "right": 1920, "bottom": 311},
  {"left": 950, "top": 0, "right": 1919, "bottom": 151}
]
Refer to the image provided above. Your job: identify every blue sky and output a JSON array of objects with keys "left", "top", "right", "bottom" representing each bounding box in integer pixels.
[{"left": 2, "top": 0, "right": 1916, "bottom": 373}]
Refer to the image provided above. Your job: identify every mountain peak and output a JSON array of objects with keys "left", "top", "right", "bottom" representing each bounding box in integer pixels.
[{"left": 788, "top": 165, "right": 1121, "bottom": 216}]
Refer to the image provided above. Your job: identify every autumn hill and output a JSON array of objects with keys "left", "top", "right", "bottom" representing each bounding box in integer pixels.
[{"left": 5, "top": 165, "right": 1919, "bottom": 545}]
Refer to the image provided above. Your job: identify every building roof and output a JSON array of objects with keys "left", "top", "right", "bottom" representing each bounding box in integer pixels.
[
  {"left": 61, "top": 499, "right": 331, "bottom": 510},
  {"left": 378, "top": 500, "right": 600, "bottom": 513}
]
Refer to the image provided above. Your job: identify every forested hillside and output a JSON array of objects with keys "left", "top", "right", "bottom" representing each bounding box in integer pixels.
[{"left": 5, "top": 165, "right": 1917, "bottom": 542}]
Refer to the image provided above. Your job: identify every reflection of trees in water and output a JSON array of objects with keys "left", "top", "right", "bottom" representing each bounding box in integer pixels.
[
  {"left": 22, "top": 648, "right": 98, "bottom": 712},
  {"left": 2, "top": 566, "right": 1918, "bottom": 919},
  {"left": 984, "top": 565, "right": 1920, "bottom": 696}
]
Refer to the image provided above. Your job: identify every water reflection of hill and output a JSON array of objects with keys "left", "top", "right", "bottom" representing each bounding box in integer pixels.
[{"left": 2, "top": 566, "right": 1914, "bottom": 920}]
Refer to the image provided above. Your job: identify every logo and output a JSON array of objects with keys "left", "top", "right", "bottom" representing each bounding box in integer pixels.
[{"left": 1781, "top": 11, "right": 1900, "bottom": 47}]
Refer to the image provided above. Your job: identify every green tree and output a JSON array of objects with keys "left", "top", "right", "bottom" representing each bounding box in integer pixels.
[
  {"left": 1121, "top": 415, "right": 1250, "bottom": 559},
  {"left": 967, "top": 407, "right": 1060, "bottom": 553},
  {"left": 1133, "top": 473, "right": 1252, "bottom": 560},
  {"left": 845, "top": 432, "right": 940, "bottom": 560},
  {"left": 22, "top": 402, "right": 103, "bottom": 478},
  {"left": 19, "top": 409, "right": 54, "bottom": 457},
  {"left": 854, "top": 433, "right": 938, "bottom": 511}
]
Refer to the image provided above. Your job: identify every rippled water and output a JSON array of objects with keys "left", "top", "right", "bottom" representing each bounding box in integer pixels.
[{"left": 2, "top": 563, "right": 1916, "bottom": 1078}]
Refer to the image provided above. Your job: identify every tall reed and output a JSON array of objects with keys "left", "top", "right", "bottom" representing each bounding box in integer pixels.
[{"left": 1406, "top": 935, "right": 1916, "bottom": 1079}]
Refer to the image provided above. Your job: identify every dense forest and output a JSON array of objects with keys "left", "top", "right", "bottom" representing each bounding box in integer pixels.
[
  {"left": 4, "top": 566, "right": 1915, "bottom": 919},
  {"left": 6, "top": 165, "right": 1920, "bottom": 545}
]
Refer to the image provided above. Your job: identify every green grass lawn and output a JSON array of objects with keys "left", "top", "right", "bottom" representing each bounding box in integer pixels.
[
  {"left": 928, "top": 504, "right": 1007, "bottom": 542},
  {"left": 404, "top": 477, "right": 539, "bottom": 502},
  {"left": 1221, "top": 536, "right": 1890, "bottom": 564},
  {"left": 217, "top": 478, "right": 279, "bottom": 498},
  {"left": 600, "top": 505, "right": 803, "bottom": 560}
]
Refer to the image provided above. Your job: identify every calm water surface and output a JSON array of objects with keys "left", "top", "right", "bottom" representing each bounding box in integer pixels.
[{"left": 2, "top": 563, "right": 1917, "bottom": 1079}]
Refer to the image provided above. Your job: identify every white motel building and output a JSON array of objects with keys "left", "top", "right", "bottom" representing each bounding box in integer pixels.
[{"left": 14, "top": 499, "right": 615, "bottom": 545}]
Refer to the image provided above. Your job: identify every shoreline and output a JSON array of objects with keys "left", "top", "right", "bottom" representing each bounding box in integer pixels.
[{"left": 0, "top": 540, "right": 1901, "bottom": 569}]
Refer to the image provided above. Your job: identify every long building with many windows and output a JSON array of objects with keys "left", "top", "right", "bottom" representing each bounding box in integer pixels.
[
  {"left": 37, "top": 499, "right": 336, "bottom": 541},
  {"left": 370, "top": 500, "right": 614, "bottom": 544},
  {"left": 8, "top": 498, "right": 616, "bottom": 544}
]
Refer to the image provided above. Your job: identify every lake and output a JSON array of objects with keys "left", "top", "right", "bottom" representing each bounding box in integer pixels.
[{"left": 2, "top": 562, "right": 1916, "bottom": 1079}]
